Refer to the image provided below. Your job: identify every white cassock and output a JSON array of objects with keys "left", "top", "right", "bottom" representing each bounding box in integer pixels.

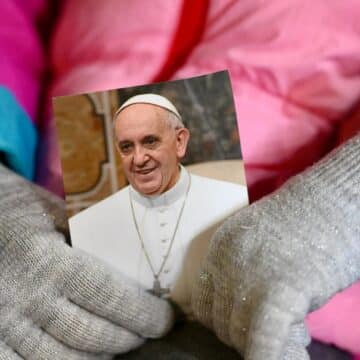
[{"left": 69, "top": 166, "right": 248, "bottom": 315}]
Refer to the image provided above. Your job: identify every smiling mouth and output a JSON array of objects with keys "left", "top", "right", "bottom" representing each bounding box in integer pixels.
[{"left": 135, "top": 168, "right": 156, "bottom": 175}]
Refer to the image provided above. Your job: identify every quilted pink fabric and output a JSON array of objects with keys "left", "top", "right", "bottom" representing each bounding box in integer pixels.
[
  {"left": 0, "top": 0, "right": 46, "bottom": 122},
  {"left": 48, "top": 0, "right": 360, "bottom": 355},
  {"left": 172, "top": 0, "right": 360, "bottom": 199},
  {"left": 50, "top": 0, "right": 183, "bottom": 96}
]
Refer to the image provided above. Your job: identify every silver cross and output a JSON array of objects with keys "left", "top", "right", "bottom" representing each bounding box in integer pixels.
[{"left": 150, "top": 278, "right": 170, "bottom": 297}]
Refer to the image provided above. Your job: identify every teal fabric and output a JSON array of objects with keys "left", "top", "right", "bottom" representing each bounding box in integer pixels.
[{"left": 0, "top": 86, "right": 37, "bottom": 180}]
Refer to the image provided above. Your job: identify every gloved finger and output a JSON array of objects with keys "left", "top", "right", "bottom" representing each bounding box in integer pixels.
[
  {"left": 38, "top": 296, "right": 144, "bottom": 353},
  {"left": 245, "top": 285, "right": 309, "bottom": 360},
  {"left": 212, "top": 278, "right": 241, "bottom": 347},
  {"left": 63, "top": 250, "right": 174, "bottom": 338},
  {"left": 283, "top": 344, "right": 309, "bottom": 360},
  {"left": 287, "top": 322, "right": 310, "bottom": 349},
  {"left": 191, "top": 268, "right": 215, "bottom": 330},
  {"left": 0, "top": 341, "right": 23, "bottom": 360},
  {"left": 2, "top": 316, "right": 113, "bottom": 360},
  {"left": 282, "top": 323, "right": 310, "bottom": 360}
]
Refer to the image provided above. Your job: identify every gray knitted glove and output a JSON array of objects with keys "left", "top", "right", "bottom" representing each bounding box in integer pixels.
[
  {"left": 192, "top": 134, "right": 360, "bottom": 360},
  {"left": 0, "top": 164, "right": 174, "bottom": 360}
]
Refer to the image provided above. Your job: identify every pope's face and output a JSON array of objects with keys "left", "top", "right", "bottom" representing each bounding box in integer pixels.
[{"left": 114, "top": 103, "right": 189, "bottom": 196}]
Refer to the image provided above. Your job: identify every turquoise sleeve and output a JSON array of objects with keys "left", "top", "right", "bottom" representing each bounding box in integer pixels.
[{"left": 0, "top": 86, "right": 38, "bottom": 180}]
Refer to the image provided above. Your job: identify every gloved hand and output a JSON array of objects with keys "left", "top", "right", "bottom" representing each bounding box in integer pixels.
[
  {"left": 0, "top": 164, "right": 174, "bottom": 360},
  {"left": 192, "top": 134, "right": 360, "bottom": 360}
]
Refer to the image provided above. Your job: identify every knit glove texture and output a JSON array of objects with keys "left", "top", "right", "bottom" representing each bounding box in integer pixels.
[
  {"left": 0, "top": 164, "right": 174, "bottom": 360},
  {"left": 192, "top": 134, "right": 360, "bottom": 360}
]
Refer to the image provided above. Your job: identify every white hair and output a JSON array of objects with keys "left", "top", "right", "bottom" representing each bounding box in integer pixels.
[{"left": 166, "top": 111, "right": 185, "bottom": 129}]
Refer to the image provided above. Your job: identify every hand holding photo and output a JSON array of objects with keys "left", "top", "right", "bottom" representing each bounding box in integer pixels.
[{"left": 54, "top": 71, "right": 249, "bottom": 315}]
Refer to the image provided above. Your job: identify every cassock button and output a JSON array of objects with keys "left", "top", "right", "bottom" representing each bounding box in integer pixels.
[
  {"left": 161, "top": 238, "right": 167, "bottom": 243},
  {"left": 164, "top": 269, "right": 170, "bottom": 274},
  {"left": 160, "top": 222, "right": 167, "bottom": 227},
  {"left": 158, "top": 207, "right": 167, "bottom": 213}
]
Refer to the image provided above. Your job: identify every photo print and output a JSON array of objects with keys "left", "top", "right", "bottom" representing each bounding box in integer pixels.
[{"left": 53, "top": 70, "right": 249, "bottom": 314}]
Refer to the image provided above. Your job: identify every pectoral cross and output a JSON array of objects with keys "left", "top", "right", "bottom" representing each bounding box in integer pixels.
[{"left": 150, "top": 278, "right": 170, "bottom": 297}]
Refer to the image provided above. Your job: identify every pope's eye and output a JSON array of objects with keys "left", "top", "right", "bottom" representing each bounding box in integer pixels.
[
  {"left": 119, "top": 142, "right": 133, "bottom": 154},
  {"left": 144, "top": 136, "right": 158, "bottom": 147}
]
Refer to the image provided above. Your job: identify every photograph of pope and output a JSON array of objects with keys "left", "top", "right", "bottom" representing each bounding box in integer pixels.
[{"left": 69, "top": 93, "right": 248, "bottom": 315}]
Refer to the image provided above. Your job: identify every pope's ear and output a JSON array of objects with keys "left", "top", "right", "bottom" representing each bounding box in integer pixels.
[{"left": 176, "top": 127, "right": 190, "bottom": 159}]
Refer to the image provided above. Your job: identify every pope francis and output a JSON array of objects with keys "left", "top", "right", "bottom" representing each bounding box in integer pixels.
[{"left": 69, "top": 94, "right": 248, "bottom": 314}]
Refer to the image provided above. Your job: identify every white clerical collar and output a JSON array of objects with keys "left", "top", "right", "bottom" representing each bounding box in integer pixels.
[{"left": 130, "top": 165, "right": 190, "bottom": 208}]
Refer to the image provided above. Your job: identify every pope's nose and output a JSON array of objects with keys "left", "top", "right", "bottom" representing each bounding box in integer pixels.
[{"left": 133, "top": 146, "right": 149, "bottom": 167}]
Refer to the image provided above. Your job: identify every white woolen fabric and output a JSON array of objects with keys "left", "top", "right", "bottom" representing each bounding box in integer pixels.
[
  {"left": 0, "top": 164, "right": 175, "bottom": 360},
  {"left": 192, "top": 134, "right": 360, "bottom": 360}
]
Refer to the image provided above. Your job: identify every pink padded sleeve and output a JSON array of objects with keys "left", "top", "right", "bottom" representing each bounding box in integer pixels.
[
  {"left": 172, "top": 0, "right": 360, "bottom": 200},
  {"left": 0, "top": 0, "right": 46, "bottom": 122},
  {"left": 50, "top": 0, "right": 183, "bottom": 96}
]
